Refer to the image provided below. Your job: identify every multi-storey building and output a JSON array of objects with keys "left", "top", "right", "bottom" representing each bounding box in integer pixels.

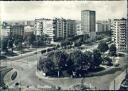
[
  {"left": 24, "top": 20, "right": 35, "bottom": 27},
  {"left": 1, "top": 26, "right": 11, "bottom": 37},
  {"left": 111, "top": 18, "right": 128, "bottom": 53},
  {"left": 1, "top": 22, "right": 11, "bottom": 37},
  {"left": 24, "top": 25, "right": 34, "bottom": 36},
  {"left": 53, "top": 18, "right": 76, "bottom": 41},
  {"left": 10, "top": 24, "right": 24, "bottom": 36},
  {"left": 34, "top": 18, "right": 54, "bottom": 42},
  {"left": 35, "top": 18, "right": 76, "bottom": 42},
  {"left": 81, "top": 10, "right": 96, "bottom": 40},
  {"left": 96, "top": 20, "right": 111, "bottom": 33},
  {"left": 75, "top": 21, "right": 83, "bottom": 35}
]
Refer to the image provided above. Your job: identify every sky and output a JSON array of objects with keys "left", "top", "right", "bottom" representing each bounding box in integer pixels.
[{"left": 0, "top": 1, "right": 127, "bottom": 21}]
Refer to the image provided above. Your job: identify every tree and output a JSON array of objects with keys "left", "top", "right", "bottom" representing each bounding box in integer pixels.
[
  {"left": 8, "top": 37, "right": 14, "bottom": 52},
  {"left": 69, "top": 50, "right": 90, "bottom": 77},
  {"left": 13, "top": 35, "right": 23, "bottom": 50},
  {"left": 27, "top": 33, "right": 36, "bottom": 46},
  {"left": 92, "top": 49, "right": 102, "bottom": 68},
  {"left": 84, "top": 51, "right": 93, "bottom": 68},
  {"left": 84, "top": 51, "right": 93, "bottom": 62},
  {"left": 74, "top": 39, "right": 82, "bottom": 47},
  {"left": 66, "top": 54, "right": 74, "bottom": 76},
  {"left": 61, "top": 39, "right": 72, "bottom": 49},
  {"left": 98, "top": 41, "right": 109, "bottom": 53},
  {"left": 1, "top": 37, "right": 8, "bottom": 52},
  {"left": 109, "top": 44, "right": 117, "bottom": 56},
  {"left": 38, "top": 57, "right": 55, "bottom": 76},
  {"left": 102, "top": 56, "right": 113, "bottom": 66},
  {"left": 47, "top": 50, "right": 69, "bottom": 77}
]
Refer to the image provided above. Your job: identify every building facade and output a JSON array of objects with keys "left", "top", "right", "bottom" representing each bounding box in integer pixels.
[
  {"left": 111, "top": 18, "right": 128, "bottom": 53},
  {"left": 10, "top": 24, "right": 24, "bottom": 36},
  {"left": 53, "top": 18, "right": 76, "bottom": 41},
  {"left": 24, "top": 20, "right": 35, "bottom": 27},
  {"left": 35, "top": 18, "right": 76, "bottom": 42},
  {"left": 75, "top": 21, "right": 83, "bottom": 35},
  {"left": 1, "top": 22, "right": 11, "bottom": 37},
  {"left": 96, "top": 20, "right": 111, "bottom": 33},
  {"left": 81, "top": 10, "right": 96, "bottom": 39},
  {"left": 34, "top": 18, "right": 54, "bottom": 42},
  {"left": 1, "top": 26, "right": 11, "bottom": 37}
]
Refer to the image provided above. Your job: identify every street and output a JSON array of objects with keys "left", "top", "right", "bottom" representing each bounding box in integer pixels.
[{"left": 1, "top": 37, "right": 128, "bottom": 90}]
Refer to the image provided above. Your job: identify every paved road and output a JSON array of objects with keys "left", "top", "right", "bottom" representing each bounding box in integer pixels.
[{"left": 2, "top": 37, "right": 128, "bottom": 90}]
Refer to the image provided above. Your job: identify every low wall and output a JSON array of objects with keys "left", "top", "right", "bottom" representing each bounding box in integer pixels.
[
  {"left": 36, "top": 66, "right": 126, "bottom": 90},
  {"left": 36, "top": 70, "right": 70, "bottom": 80},
  {"left": 36, "top": 67, "right": 122, "bottom": 80},
  {"left": 86, "top": 67, "right": 122, "bottom": 77}
]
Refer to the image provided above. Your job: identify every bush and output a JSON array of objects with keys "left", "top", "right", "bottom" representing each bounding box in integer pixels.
[
  {"left": 109, "top": 44, "right": 117, "bottom": 56},
  {"left": 38, "top": 49, "right": 104, "bottom": 77},
  {"left": 102, "top": 57, "right": 113, "bottom": 66},
  {"left": 69, "top": 50, "right": 90, "bottom": 77},
  {"left": 92, "top": 49, "right": 102, "bottom": 68},
  {"left": 98, "top": 41, "right": 109, "bottom": 53}
]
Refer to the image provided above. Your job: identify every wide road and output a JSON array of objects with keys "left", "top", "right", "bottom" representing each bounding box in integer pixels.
[
  {"left": 0, "top": 40, "right": 99, "bottom": 89},
  {"left": 2, "top": 37, "right": 128, "bottom": 90},
  {"left": 1, "top": 52, "right": 53, "bottom": 89}
]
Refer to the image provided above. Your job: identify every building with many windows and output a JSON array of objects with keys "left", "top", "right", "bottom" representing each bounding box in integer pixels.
[
  {"left": 96, "top": 20, "right": 111, "bottom": 34},
  {"left": 10, "top": 24, "right": 24, "bottom": 36},
  {"left": 53, "top": 18, "right": 76, "bottom": 41},
  {"left": 111, "top": 18, "right": 128, "bottom": 53},
  {"left": 34, "top": 18, "right": 54, "bottom": 42},
  {"left": 81, "top": 10, "right": 96, "bottom": 40},
  {"left": 34, "top": 18, "right": 76, "bottom": 42},
  {"left": 75, "top": 21, "right": 83, "bottom": 35}
]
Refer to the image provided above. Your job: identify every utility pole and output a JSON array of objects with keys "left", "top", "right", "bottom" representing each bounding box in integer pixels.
[{"left": 114, "top": 80, "right": 115, "bottom": 90}]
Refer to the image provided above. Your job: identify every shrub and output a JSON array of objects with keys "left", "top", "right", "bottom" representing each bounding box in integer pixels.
[{"left": 98, "top": 41, "right": 109, "bottom": 53}]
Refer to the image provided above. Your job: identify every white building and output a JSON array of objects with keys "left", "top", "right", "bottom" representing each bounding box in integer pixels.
[
  {"left": 1, "top": 26, "right": 11, "bottom": 37},
  {"left": 111, "top": 18, "right": 128, "bottom": 53},
  {"left": 34, "top": 18, "right": 54, "bottom": 42},
  {"left": 76, "top": 21, "right": 83, "bottom": 35},
  {"left": 53, "top": 18, "right": 76, "bottom": 41}
]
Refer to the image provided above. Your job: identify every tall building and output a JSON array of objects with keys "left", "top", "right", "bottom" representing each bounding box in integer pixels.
[
  {"left": 81, "top": 10, "right": 96, "bottom": 39},
  {"left": 34, "top": 18, "right": 54, "bottom": 42},
  {"left": 10, "top": 24, "right": 24, "bottom": 36},
  {"left": 53, "top": 18, "right": 76, "bottom": 41},
  {"left": 111, "top": 18, "right": 128, "bottom": 53}
]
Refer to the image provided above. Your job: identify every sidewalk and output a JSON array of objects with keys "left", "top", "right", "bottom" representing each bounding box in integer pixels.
[{"left": 5, "top": 47, "right": 52, "bottom": 61}]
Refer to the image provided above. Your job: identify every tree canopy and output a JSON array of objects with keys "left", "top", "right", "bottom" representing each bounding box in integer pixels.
[
  {"left": 38, "top": 49, "right": 104, "bottom": 77},
  {"left": 109, "top": 44, "right": 117, "bottom": 56},
  {"left": 98, "top": 41, "right": 109, "bottom": 53}
]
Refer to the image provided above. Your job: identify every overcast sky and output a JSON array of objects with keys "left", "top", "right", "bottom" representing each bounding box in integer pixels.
[{"left": 0, "top": 1, "right": 127, "bottom": 21}]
